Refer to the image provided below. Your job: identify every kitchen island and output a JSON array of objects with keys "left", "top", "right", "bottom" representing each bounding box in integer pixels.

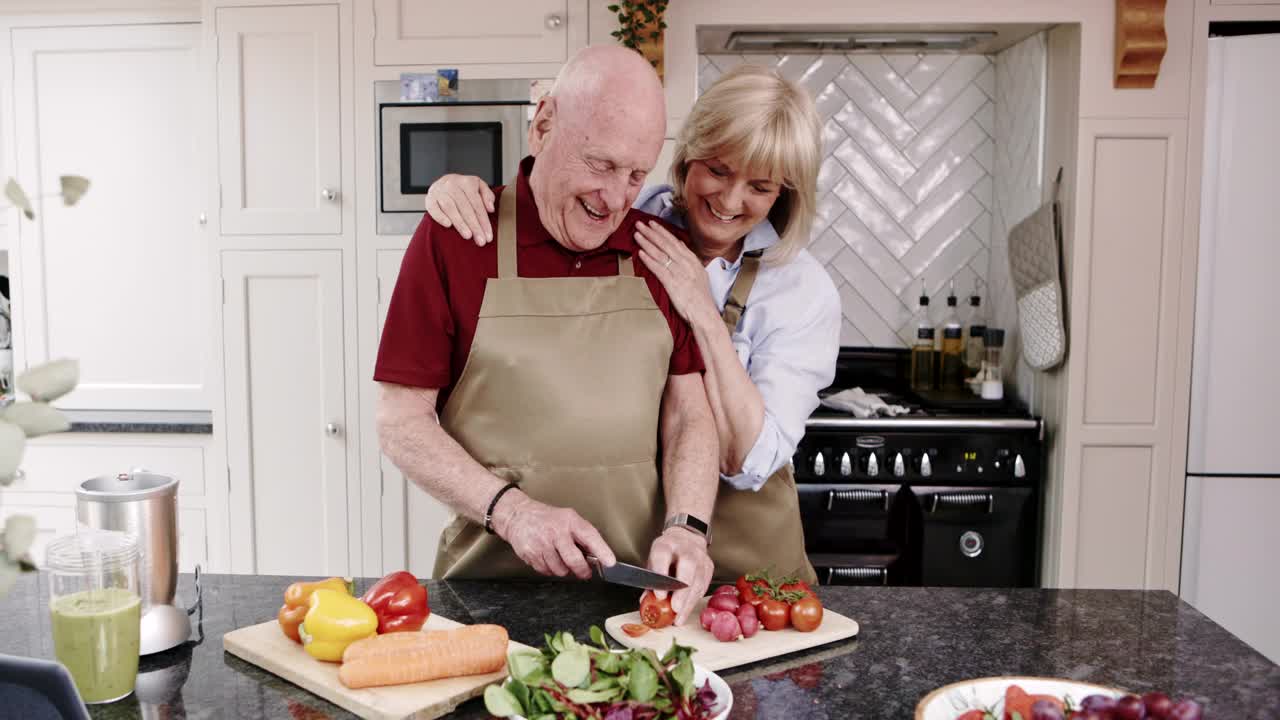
[{"left": 1, "top": 573, "right": 1277, "bottom": 718}]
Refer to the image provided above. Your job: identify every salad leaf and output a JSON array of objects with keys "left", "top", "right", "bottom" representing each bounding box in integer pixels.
[
  {"left": 550, "top": 647, "right": 590, "bottom": 688},
  {"left": 670, "top": 656, "right": 695, "bottom": 699},
  {"left": 628, "top": 657, "right": 659, "bottom": 702},
  {"left": 590, "top": 625, "right": 608, "bottom": 649},
  {"left": 483, "top": 684, "right": 523, "bottom": 717}
]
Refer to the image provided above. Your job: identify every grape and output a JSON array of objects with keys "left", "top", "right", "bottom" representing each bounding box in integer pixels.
[
  {"left": 1030, "top": 699, "right": 1066, "bottom": 720},
  {"left": 1113, "top": 695, "right": 1146, "bottom": 720},
  {"left": 1078, "top": 711, "right": 1109, "bottom": 720},
  {"left": 1081, "top": 694, "right": 1118, "bottom": 712},
  {"left": 1142, "top": 692, "right": 1173, "bottom": 719},
  {"left": 1167, "top": 700, "right": 1202, "bottom": 720}
]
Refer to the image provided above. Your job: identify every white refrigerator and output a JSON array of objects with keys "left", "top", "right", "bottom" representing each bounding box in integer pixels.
[{"left": 1180, "top": 31, "right": 1280, "bottom": 665}]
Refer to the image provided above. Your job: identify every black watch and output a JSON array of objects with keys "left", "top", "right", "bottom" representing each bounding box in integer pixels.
[{"left": 664, "top": 513, "right": 711, "bottom": 546}]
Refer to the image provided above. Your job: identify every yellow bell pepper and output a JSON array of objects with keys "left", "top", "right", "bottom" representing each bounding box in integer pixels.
[{"left": 298, "top": 588, "right": 378, "bottom": 662}]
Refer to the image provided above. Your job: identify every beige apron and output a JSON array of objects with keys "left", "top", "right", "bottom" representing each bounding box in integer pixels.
[
  {"left": 433, "top": 185, "right": 674, "bottom": 578},
  {"left": 708, "top": 251, "right": 818, "bottom": 585}
]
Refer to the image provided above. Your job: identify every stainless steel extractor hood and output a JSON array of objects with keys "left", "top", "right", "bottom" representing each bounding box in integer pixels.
[{"left": 697, "top": 24, "right": 1051, "bottom": 55}]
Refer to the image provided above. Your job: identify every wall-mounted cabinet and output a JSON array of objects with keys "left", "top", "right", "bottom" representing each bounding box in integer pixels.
[
  {"left": 6, "top": 22, "right": 212, "bottom": 411},
  {"left": 215, "top": 4, "right": 343, "bottom": 235},
  {"left": 372, "top": 0, "right": 575, "bottom": 66}
]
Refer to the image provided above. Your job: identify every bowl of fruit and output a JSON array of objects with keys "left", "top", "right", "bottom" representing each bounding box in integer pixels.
[{"left": 915, "top": 677, "right": 1204, "bottom": 720}]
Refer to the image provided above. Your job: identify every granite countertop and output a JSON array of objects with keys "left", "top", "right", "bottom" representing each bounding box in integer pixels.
[{"left": 2, "top": 573, "right": 1278, "bottom": 718}]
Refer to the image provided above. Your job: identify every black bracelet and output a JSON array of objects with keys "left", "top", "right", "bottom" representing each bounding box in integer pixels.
[{"left": 484, "top": 482, "right": 520, "bottom": 535}]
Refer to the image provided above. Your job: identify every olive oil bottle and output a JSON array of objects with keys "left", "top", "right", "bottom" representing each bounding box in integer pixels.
[
  {"left": 939, "top": 290, "right": 964, "bottom": 390},
  {"left": 910, "top": 291, "right": 936, "bottom": 391}
]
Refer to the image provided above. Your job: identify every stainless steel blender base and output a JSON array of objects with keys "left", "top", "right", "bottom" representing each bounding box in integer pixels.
[{"left": 140, "top": 604, "right": 192, "bottom": 655}]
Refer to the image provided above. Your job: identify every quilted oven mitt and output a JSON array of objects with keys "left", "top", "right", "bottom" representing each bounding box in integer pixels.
[{"left": 1007, "top": 193, "right": 1067, "bottom": 371}]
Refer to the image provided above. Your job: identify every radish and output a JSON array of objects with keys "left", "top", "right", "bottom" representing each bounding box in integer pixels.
[
  {"left": 710, "top": 611, "right": 740, "bottom": 642},
  {"left": 707, "top": 593, "right": 740, "bottom": 613},
  {"left": 736, "top": 603, "right": 759, "bottom": 638},
  {"left": 699, "top": 606, "right": 718, "bottom": 631}
]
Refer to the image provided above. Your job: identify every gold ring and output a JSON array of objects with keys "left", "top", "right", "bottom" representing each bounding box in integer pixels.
[{"left": 665, "top": 258, "right": 673, "bottom": 268}]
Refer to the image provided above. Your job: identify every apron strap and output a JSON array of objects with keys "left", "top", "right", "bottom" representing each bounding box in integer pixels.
[
  {"left": 721, "top": 249, "right": 764, "bottom": 333},
  {"left": 497, "top": 183, "right": 518, "bottom": 279},
  {"left": 617, "top": 254, "right": 636, "bottom": 277}
]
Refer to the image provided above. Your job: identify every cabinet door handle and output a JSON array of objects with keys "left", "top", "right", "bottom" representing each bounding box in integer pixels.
[
  {"left": 545, "top": 14, "right": 563, "bottom": 30},
  {"left": 321, "top": 187, "right": 338, "bottom": 202},
  {"left": 325, "top": 423, "right": 342, "bottom": 437}
]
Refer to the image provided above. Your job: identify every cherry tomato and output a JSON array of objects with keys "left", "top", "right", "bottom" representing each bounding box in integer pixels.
[
  {"left": 756, "top": 598, "right": 790, "bottom": 631},
  {"left": 639, "top": 590, "right": 675, "bottom": 629},
  {"left": 736, "top": 575, "right": 770, "bottom": 606},
  {"left": 790, "top": 596, "right": 823, "bottom": 632},
  {"left": 622, "top": 623, "right": 650, "bottom": 637}
]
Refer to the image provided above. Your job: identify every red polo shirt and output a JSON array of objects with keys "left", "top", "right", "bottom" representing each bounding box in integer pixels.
[{"left": 374, "top": 156, "right": 704, "bottom": 411}]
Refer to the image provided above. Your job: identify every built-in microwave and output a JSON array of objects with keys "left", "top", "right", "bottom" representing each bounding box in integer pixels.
[{"left": 376, "top": 79, "right": 534, "bottom": 235}]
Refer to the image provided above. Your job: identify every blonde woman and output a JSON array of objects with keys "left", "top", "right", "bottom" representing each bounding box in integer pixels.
[{"left": 424, "top": 65, "right": 840, "bottom": 584}]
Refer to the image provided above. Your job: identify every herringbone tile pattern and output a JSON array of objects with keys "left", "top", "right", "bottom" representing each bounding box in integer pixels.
[
  {"left": 700, "top": 52, "right": 998, "bottom": 347},
  {"left": 701, "top": 43, "right": 1049, "bottom": 348}
]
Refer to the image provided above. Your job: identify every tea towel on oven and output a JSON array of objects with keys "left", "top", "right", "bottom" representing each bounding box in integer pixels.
[
  {"left": 1007, "top": 168, "right": 1067, "bottom": 371},
  {"left": 820, "top": 387, "right": 910, "bottom": 418}
]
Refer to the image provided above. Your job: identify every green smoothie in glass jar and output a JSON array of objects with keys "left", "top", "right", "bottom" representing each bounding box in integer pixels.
[{"left": 45, "top": 530, "right": 143, "bottom": 704}]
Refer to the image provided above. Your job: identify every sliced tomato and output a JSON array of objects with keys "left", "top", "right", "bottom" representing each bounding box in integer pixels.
[
  {"left": 622, "top": 623, "right": 651, "bottom": 637},
  {"left": 639, "top": 590, "right": 675, "bottom": 629}
]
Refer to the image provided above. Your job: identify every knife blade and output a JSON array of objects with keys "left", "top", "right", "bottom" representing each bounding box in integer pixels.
[{"left": 585, "top": 554, "right": 687, "bottom": 591}]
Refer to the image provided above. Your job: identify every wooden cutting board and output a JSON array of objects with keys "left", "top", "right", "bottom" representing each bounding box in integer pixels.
[
  {"left": 223, "top": 614, "right": 532, "bottom": 720},
  {"left": 604, "top": 596, "right": 859, "bottom": 672}
]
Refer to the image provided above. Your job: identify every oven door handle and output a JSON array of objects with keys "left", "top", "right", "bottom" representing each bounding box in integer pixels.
[
  {"left": 827, "top": 488, "right": 891, "bottom": 512},
  {"left": 826, "top": 566, "right": 888, "bottom": 585},
  {"left": 928, "top": 492, "right": 995, "bottom": 514}
]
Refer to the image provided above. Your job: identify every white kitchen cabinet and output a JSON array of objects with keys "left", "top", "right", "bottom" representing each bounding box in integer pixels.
[
  {"left": 375, "top": 249, "right": 452, "bottom": 577},
  {"left": 373, "top": 0, "right": 573, "bottom": 66},
  {"left": 6, "top": 23, "right": 212, "bottom": 411},
  {"left": 221, "top": 250, "right": 354, "bottom": 576},
  {"left": 215, "top": 5, "right": 342, "bottom": 235}
]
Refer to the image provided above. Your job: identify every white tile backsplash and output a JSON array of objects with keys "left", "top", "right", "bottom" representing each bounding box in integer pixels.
[{"left": 698, "top": 43, "right": 1046, "bottom": 348}]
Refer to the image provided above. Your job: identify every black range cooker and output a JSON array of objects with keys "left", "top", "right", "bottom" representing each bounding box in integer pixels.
[{"left": 793, "top": 349, "right": 1043, "bottom": 588}]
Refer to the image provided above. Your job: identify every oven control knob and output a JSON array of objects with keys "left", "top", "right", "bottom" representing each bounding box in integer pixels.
[
  {"left": 959, "top": 530, "right": 984, "bottom": 558},
  {"left": 920, "top": 453, "right": 932, "bottom": 478},
  {"left": 1014, "top": 454, "right": 1026, "bottom": 478},
  {"left": 839, "top": 452, "right": 852, "bottom": 477},
  {"left": 865, "top": 453, "right": 879, "bottom": 477},
  {"left": 813, "top": 452, "right": 826, "bottom": 477},
  {"left": 893, "top": 452, "right": 905, "bottom": 477}
]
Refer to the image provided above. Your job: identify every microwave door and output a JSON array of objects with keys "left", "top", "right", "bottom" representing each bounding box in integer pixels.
[{"left": 379, "top": 103, "right": 527, "bottom": 232}]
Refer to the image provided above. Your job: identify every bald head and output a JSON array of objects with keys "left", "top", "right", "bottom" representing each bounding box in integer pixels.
[
  {"left": 550, "top": 45, "right": 666, "bottom": 134},
  {"left": 526, "top": 45, "right": 667, "bottom": 252}
]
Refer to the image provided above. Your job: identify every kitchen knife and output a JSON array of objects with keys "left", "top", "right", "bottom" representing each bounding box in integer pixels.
[{"left": 585, "top": 555, "right": 687, "bottom": 591}]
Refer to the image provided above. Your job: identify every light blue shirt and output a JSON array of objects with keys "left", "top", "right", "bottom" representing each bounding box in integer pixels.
[{"left": 635, "top": 185, "right": 842, "bottom": 491}]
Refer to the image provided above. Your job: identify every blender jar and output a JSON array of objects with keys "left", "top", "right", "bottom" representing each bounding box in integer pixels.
[{"left": 45, "top": 529, "right": 142, "bottom": 703}]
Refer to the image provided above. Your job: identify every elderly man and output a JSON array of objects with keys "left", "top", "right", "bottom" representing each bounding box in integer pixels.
[{"left": 374, "top": 45, "right": 718, "bottom": 623}]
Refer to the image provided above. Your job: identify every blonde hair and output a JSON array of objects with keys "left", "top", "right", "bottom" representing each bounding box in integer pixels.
[{"left": 670, "top": 65, "right": 822, "bottom": 265}]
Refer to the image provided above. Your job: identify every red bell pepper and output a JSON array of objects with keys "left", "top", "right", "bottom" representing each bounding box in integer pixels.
[{"left": 360, "top": 571, "right": 429, "bottom": 634}]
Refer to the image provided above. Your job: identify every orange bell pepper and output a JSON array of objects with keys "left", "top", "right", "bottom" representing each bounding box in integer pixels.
[{"left": 278, "top": 577, "right": 352, "bottom": 643}]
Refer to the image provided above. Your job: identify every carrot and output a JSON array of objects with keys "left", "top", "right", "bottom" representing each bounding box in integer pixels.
[
  {"left": 337, "top": 624, "right": 508, "bottom": 689},
  {"left": 342, "top": 630, "right": 436, "bottom": 663}
]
